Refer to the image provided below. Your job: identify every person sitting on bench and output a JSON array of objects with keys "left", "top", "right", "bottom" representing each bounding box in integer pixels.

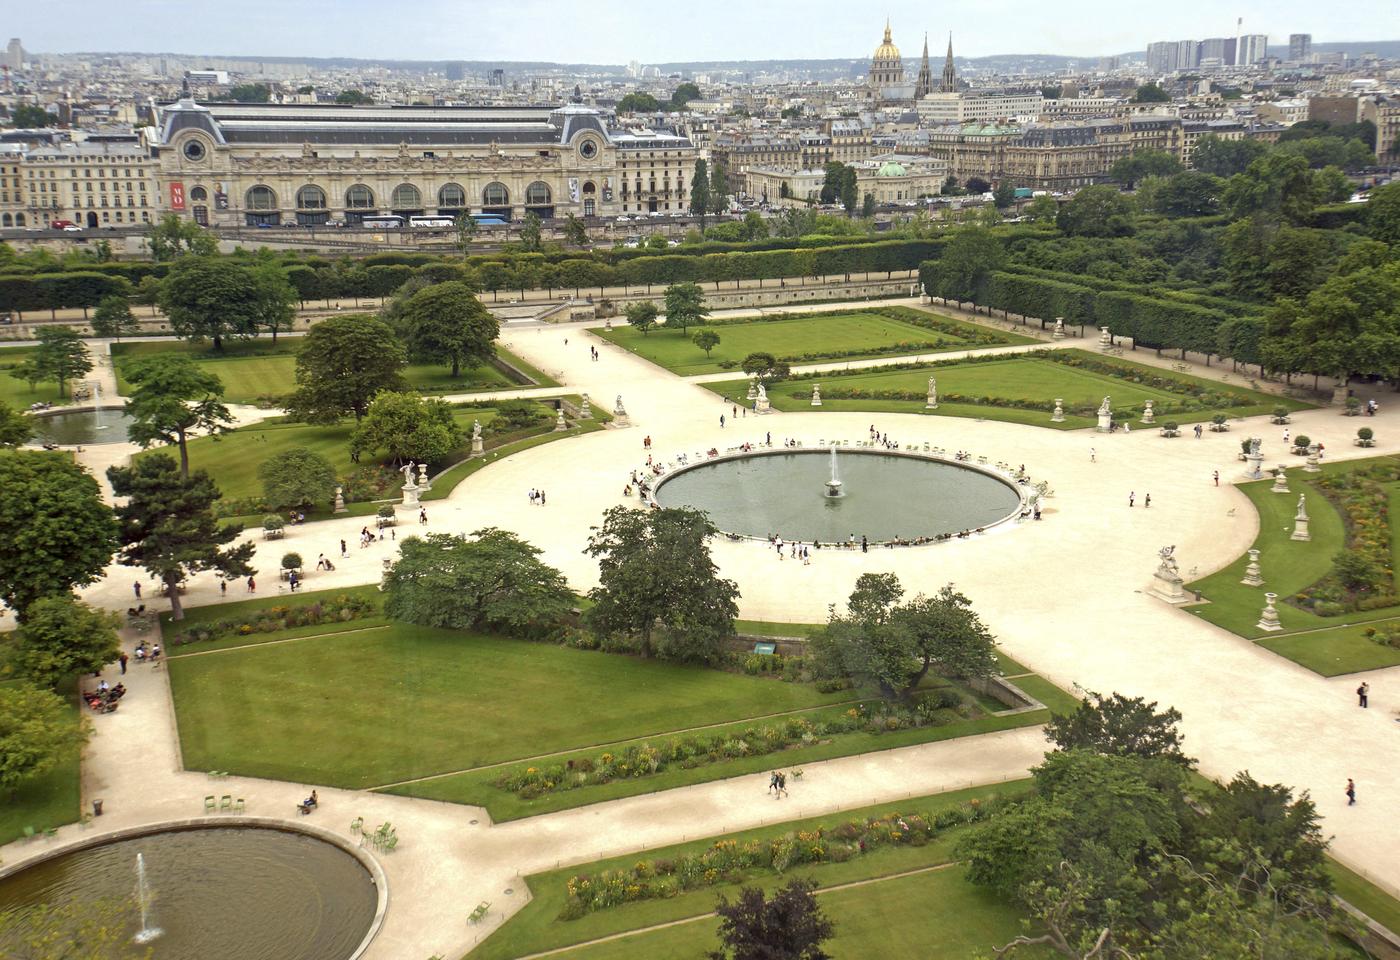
[{"left": 297, "top": 790, "right": 319, "bottom": 814}]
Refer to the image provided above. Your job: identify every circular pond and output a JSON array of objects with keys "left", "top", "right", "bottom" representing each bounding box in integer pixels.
[
  {"left": 34, "top": 408, "right": 136, "bottom": 445},
  {"left": 0, "top": 826, "right": 379, "bottom": 960},
  {"left": 653, "top": 450, "right": 1024, "bottom": 543}
]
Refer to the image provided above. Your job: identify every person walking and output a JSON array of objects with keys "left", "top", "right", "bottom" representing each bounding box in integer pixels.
[
  {"left": 341, "top": 539, "right": 348, "bottom": 558},
  {"left": 540, "top": 490, "right": 547, "bottom": 506},
  {"left": 133, "top": 581, "right": 142, "bottom": 599},
  {"left": 768, "top": 771, "right": 778, "bottom": 795},
  {"left": 1144, "top": 493, "right": 1151, "bottom": 508},
  {"left": 777, "top": 772, "right": 788, "bottom": 797},
  {"left": 860, "top": 535, "right": 868, "bottom": 553},
  {"left": 720, "top": 414, "right": 725, "bottom": 428},
  {"left": 1090, "top": 447, "right": 1096, "bottom": 462},
  {"left": 1213, "top": 470, "right": 1219, "bottom": 486},
  {"left": 246, "top": 575, "right": 256, "bottom": 593},
  {"left": 419, "top": 508, "right": 427, "bottom": 525},
  {"left": 1194, "top": 423, "right": 1203, "bottom": 439},
  {"left": 1358, "top": 682, "right": 1369, "bottom": 708},
  {"left": 1346, "top": 778, "right": 1357, "bottom": 805},
  {"left": 1128, "top": 491, "right": 1135, "bottom": 507},
  {"left": 220, "top": 579, "right": 227, "bottom": 598},
  {"left": 118, "top": 651, "right": 128, "bottom": 675}
]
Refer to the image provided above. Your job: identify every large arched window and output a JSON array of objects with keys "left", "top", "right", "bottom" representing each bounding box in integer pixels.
[
  {"left": 482, "top": 182, "right": 509, "bottom": 206},
  {"left": 190, "top": 185, "right": 208, "bottom": 202},
  {"left": 245, "top": 185, "right": 278, "bottom": 210},
  {"left": 390, "top": 183, "right": 422, "bottom": 210},
  {"left": 13, "top": 213, "right": 24, "bottom": 226},
  {"left": 438, "top": 182, "right": 466, "bottom": 210},
  {"left": 525, "top": 181, "right": 552, "bottom": 205},
  {"left": 296, "top": 185, "right": 327, "bottom": 209},
  {"left": 345, "top": 184, "right": 375, "bottom": 208}
]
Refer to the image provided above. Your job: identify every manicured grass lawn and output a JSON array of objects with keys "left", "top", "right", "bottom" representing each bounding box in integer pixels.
[
  {"left": 0, "top": 681, "right": 82, "bottom": 846},
  {"left": 701, "top": 351, "right": 1308, "bottom": 430},
  {"left": 0, "top": 345, "right": 65, "bottom": 409},
  {"left": 112, "top": 338, "right": 549, "bottom": 404},
  {"left": 467, "top": 782, "right": 1038, "bottom": 960},
  {"left": 159, "top": 585, "right": 389, "bottom": 654},
  {"left": 166, "top": 622, "right": 843, "bottom": 789},
  {"left": 734, "top": 619, "right": 822, "bottom": 637},
  {"left": 1187, "top": 461, "right": 1400, "bottom": 676},
  {"left": 593, "top": 307, "right": 1031, "bottom": 376}
]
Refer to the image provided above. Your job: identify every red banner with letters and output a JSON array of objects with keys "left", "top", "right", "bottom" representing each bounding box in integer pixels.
[{"left": 170, "top": 182, "right": 185, "bottom": 210}]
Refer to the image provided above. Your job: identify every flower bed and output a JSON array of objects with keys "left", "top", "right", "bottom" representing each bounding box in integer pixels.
[
  {"left": 560, "top": 801, "right": 988, "bottom": 918},
  {"left": 1294, "top": 463, "right": 1400, "bottom": 614},
  {"left": 495, "top": 699, "right": 972, "bottom": 802},
  {"left": 166, "top": 594, "right": 380, "bottom": 646}
]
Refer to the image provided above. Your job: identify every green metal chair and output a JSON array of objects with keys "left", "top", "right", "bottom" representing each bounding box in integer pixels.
[
  {"left": 234, "top": 798, "right": 246, "bottom": 814},
  {"left": 203, "top": 795, "right": 216, "bottom": 813},
  {"left": 219, "top": 795, "right": 233, "bottom": 811}
]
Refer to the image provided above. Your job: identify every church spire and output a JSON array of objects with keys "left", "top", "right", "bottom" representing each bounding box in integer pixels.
[
  {"left": 915, "top": 33, "right": 933, "bottom": 99},
  {"left": 940, "top": 33, "right": 957, "bottom": 93}
]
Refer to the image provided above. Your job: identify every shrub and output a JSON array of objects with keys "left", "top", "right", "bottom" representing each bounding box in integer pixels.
[
  {"left": 1212, "top": 413, "right": 1228, "bottom": 425},
  {"left": 1358, "top": 427, "right": 1374, "bottom": 441},
  {"left": 281, "top": 552, "right": 302, "bottom": 570},
  {"left": 1273, "top": 406, "right": 1289, "bottom": 419},
  {"left": 1163, "top": 421, "right": 1178, "bottom": 431},
  {"left": 262, "top": 514, "right": 285, "bottom": 530},
  {"left": 1293, "top": 435, "right": 1311, "bottom": 450},
  {"left": 377, "top": 503, "right": 395, "bottom": 518}
]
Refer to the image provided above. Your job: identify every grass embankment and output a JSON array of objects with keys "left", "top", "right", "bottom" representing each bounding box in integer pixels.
[
  {"left": 0, "top": 345, "right": 65, "bottom": 408},
  {"left": 0, "top": 677, "right": 84, "bottom": 845}
]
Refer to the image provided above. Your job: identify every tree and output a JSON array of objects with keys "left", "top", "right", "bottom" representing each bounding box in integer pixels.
[
  {"left": 15, "top": 594, "right": 120, "bottom": 690},
  {"left": 228, "top": 83, "right": 271, "bottom": 102},
  {"left": 663, "top": 281, "right": 709, "bottom": 334},
  {"left": 158, "top": 257, "right": 264, "bottom": 349},
  {"left": 1025, "top": 194, "right": 1057, "bottom": 222},
  {"left": 1224, "top": 153, "right": 1319, "bottom": 224},
  {"left": 810, "top": 575, "right": 997, "bottom": 699},
  {"left": 1131, "top": 82, "right": 1170, "bottom": 103},
  {"left": 334, "top": 89, "right": 374, "bottom": 105},
  {"left": 625, "top": 300, "right": 658, "bottom": 335},
  {"left": 740, "top": 351, "right": 790, "bottom": 383},
  {"left": 1109, "top": 149, "right": 1182, "bottom": 189},
  {"left": 741, "top": 210, "right": 768, "bottom": 240},
  {"left": 1368, "top": 182, "right": 1400, "bottom": 246},
  {"left": 839, "top": 167, "right": 858, "bottom": 214},
  {"left": 1149, "top": 170, "right": 1222, "bottom": 217},
  {"left": 1056, "top": 185, "right": 1135, "bottom": 237},
  {"left": 258, "top": 447, "right": 338, "bottom": 510},
  {"left": 965, "top": 176, "right": 992, "bottom": 195},
  {"left": 29, "top": 326, "right": 92, "bottom": 397},
  {"left": 350, "top": 390, "right": 464, "bottom": 464},
  {"left": 616, "top": 92, "right": 661, "bottom": 113},
  {"left": 690, "top": 159, "right": 712, "bottom": 220},
  {"left": 145, "top": 213, "right": 218, "bottom": 261},
  {"left": 107, "top": 454, "right": 255, "bottom": 621},
  {"left": 670, "top": 81, "right": 701, "bottom": 110},
  {"left": 123, "top": 355, "right": 234, "bottom": 477},
  {"left": 519, "top": 211, "right": 543, "bottom": 253},
  {"left": 285, "top": 314, "right": 408, "bottom": 423},
  {"left": 395, "top": 280, "right": 499, "bottom": 378},
  {"left": 563, "top": 213, "right": 589, "bottom": 247},
  {"left": 708, "top": 161, "right": 730, "bottom": 215},
  {"left": 1193, "top": 135, "right": 1268, "bottom": 178},
  {"left": 693, "top": 330, "right": 721, "bottom": 357},
  {"left": 0, "top": 452, "right": 117, "bottom": 617},
  {"left": 927, "top": 226, "right": 1004, "bottom": 302},
  {"left": 992, "top": 181, "right": 1016, "bottom": 209},
  {"left": 1045, "top": 690, "right": 1193, "bottom": 766},
  {"left": 0, "top": 682, "right": 89, "bottom": 792},
  {"left": 0, "top": 399, "right": 35, "bottom": 447},
  {"left": 709, "top": 879, "right": 834, "bottom": 960},
  {"left": 247, "top": 262, "right": 298, "bottom": 342},
  {"left": 384, "top": 529, "right": 573, "bottom": 636},
  {"left": 9, "top": 104, "right": 57, "bottom": 128},
  {"left": 453, "top": 211, "right": 478, "bottom": 256},
  {"left": 860, "top": 192, "right": 876, "bottom": 218},
  {"left": 90, "top": 294, "right": 139, "bottom": 340},
  {"left": 585, "top": 505, "right": 740, "bottom": 662}
]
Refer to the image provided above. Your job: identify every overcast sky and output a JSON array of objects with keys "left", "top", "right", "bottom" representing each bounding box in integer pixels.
[{"left": 11, "top": 0, "right": 1392, "bottom": 63}]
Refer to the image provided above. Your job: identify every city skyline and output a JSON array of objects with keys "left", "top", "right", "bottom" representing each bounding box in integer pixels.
[{"left": 7, "top": 0, "right": 1394, "bottom": 65}]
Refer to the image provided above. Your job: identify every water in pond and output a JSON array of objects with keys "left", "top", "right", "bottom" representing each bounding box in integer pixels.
[
  {"left": 654, "top": 450, "right": 1023, "bottom": 543},
  {"left": 0, "top": 827, "right": 377, "bottom": 960},
  {"left": 34, "top": 409, "right": 137, "bottom": 445}
]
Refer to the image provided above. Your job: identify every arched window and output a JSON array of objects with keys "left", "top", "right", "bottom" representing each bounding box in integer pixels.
[
  {"left": 582, "top": 181, "right": 596, "bottom": 195},
  {"left": 296, "top": 185, "right": 327, "bottom": 209},
  {"left": 1, "top": 213, "right": 10, "bottom": 227},
  {"left": 390, "top": 183, "right": 421, "bottom": 209},
  {"left": 438, "top": 182, "right": 466, "bottom": 209},
  {"left": 525, "top": 181, "right": 552, "bottom": 205},
  {"left": 482, "top": 182, "right": 509, "bottom": 206},
  {"left": 245, "top": 185, "right": 278, "bottom": 210},
  {"left": 346, "top": 184, "right": 375, "bottom": 208},
  {"left": 13, "top": 213, "right": 24, "bottom": 227},
  {"left": 189, "top": 186, "right": 208, "bottom": 202}
]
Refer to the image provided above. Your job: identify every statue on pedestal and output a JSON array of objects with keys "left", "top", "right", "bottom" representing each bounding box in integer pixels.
[
  {"left": 1095, "top": 396, "right": 1113, "bottom": 434},
  {"left": 1150, "top": 545, "right": 1188, "bottom": 604},
  {"left": 925, "top": 377, "right": 938, "bottom": 409},
  {"left": 471, "top": 419, "right": 485, "bottom": 457}
]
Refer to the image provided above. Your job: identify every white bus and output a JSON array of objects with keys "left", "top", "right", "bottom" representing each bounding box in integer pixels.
[
  {"left": 360, "top": 215, "right": 404, "bottom": 229},
  {"left": 409, "top": 215, "right": 456, "bottom": 229}
]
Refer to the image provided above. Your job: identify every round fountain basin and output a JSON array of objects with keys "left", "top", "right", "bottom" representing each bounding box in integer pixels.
[
  {"left": 653, "top": 450, "right": 1024, "bottom": 543},
  {"left": 0, "top": 825, "right": 378, "bottom": 960},
  {"left": 33, "top": 407, "right": 136, "bottom": 445}
]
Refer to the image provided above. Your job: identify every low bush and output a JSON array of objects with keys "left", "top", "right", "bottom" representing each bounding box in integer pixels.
[{"left": 165, "top": 594, "right": 379, "bottom": 646}]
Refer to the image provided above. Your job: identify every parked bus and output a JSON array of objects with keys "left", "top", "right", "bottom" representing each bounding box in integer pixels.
[
  {"left": 471, "top": 214, "right": 508, "bottom": 226},
  {"left": 360, "top": 215, "right": 404, "bottom": 229},
  {"left": 409, "top": 215, "right": 456, "bottom": 229}
]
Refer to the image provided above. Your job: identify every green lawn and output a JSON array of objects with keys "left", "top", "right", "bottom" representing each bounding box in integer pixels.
[
  {"left": 0, "top": 345, "right": 65, "bottom": 409},
  {"left": 111, "top": 338, "right": 551, "bottom": 404},
  {"left": 593, "top": 307, "right": 1032, "bottom": 376},
  {"left": 467, "top": 782, "right": 1040, "bottom": 960},
  {"left": 0, "top": 681, "right": 83, "bottom": 846},
  {"left": 701, "top": 351, "right": 1309, "bottom": 430},
  {"left": 166, "top": 622, "right": 844, "bottom": 789},
  {"left": 1187, "top": 462, "right": 1400, "bottom": 676}
]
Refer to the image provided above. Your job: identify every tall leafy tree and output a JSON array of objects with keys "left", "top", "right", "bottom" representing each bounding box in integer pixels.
[
  {"left": 395, "top": 280, "right": 499, "bottom": 378},
  {"left": 90, "top": 294, "right": 139, "bottom": 340},
  {"left": 285, "top": 314, "right": 407, "bottom": 423},
  {"left": 563, "top": 213, "right": 589, "bottom": 247},
  {"left": 0, "top": 451, "right": 117, "bottom": 617},
  {"left": 0, "top": 682, "right": 90, "bottom": 792},
  {"left": 9, "top": 104, "right": 58, "bottom": 128},
  {"left": 709, "top": 879, "right": 834, "bottom": 960},
  {"left": 349, "top": 390, "right": 464, "bottom": 465},
  {"left": 690, "top": 158, "right": 711, "bottom": 221},
  {"left": 1149, "top": 170, "right": 1222, "bottom": 218},
  {"left": 624, "top": 300, "right": 658, "bottom": 335},
  {"left": 1109, "top": 149, "right": 1182, "bottom": 189},
  {"left": 145, "top": 213, "right": 218, "bottom": 261},
  {"left": 248, "top": 262, "right": 298, "bottom": 342},
  {"left": 30, "top": 326, "right": 92, "bottom": 397},
  {"left": 0, "top": 399, "right": 35, "bottom": 447},
  {"left": 1044, "top": 690, "right": 1192, "bottom": 766},
  {"left": 107, "top": 454, "right": 255, "bottom": 621},
  {"left": 1223, "top": 153, "right": 1318, "bottom": 224},
  {"left": 158, "top": 257, "right": 265, "bottom": 350},
  {"left": 585, "top": 506, "right": 740, "bottom": 662},
  {"left": 1056, "top": 185, "right": 1135, "bottom": 237},
  {"left": 662, "top": 281, "right": 709, "bottom": 334},
  {"left": 926, "top": 226, "right": 1004, "bottom": 302},
  {"left": 839, "top": 167, "right": 858, "bottom": 214},
  {"left": 1368, "top": 181, "right": 1400, "bottom": 246},
  {"left": 258, "top": 447, "right": 338, "bottom": 510},
  {"left": 15, "top": 594, "right": 121, "bottom": 690},
  {"left": 1192, "top": 135, "right": 1268, "bottom": 178},
  {"left": 123, "top": 354, "right": 234, "bottom": 477},
  {"left": 384, "top": 529, "right": 573, "bottom": 636},
  {"left": 708, "top": 162, "right": 730, "bottom": 215},
  {"left": 519, "top": 212, "right": 543, "bottom": 253}
]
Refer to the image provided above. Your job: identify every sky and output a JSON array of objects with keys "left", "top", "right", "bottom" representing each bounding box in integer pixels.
[{"left": 9, "top": 0, "right": 1394, "bottom": 63}]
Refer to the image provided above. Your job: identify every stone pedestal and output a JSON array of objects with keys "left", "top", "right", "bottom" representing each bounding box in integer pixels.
[
  {"left": 1257, "top": 593, "right": 1283, "bottom": 632},
  {"left": 470, "top": 420, "right": 485, "bottom": 458},
  {"left": 925, "top": 377, "right": 938, "bottom": 409},
  {"left": 400, "top": 483, "right": 421, "bottom": 509},
  {"left": 1052, "top": 318, "right": 1066, "bottom": 340},
  {"left": 1244, "top": 451, "right": 1264, "bottom": 481},
  {"left": 1290, "top": 496, "right": 1311, "bottom": 542},
  {"left": 1151, "top": 569, "right": 1189, "bottom": 604},
  {"left": 1098, "top": 326, "right": 1113, "bottom": 353},
  {"left": 416, "top": 463, "right": 431, "bottom": 495},
  {"left": 1271, "top": 466, "right": 1290, "bottom": 494},
  {"left": 811, "top": 384, "right": 822, "bottom": 407},
  {"left": 1141, "top": 401, "right": 1155, "bottom": 425},
  {"left": 1241, "top": 549, "right": 1263, "bottom": 586},
  {"left": 612, "top": 395, "right": 630, "bottom": 427},
  {"left": 1303, "top": 445, "right": 1321, "bottom": 473},
  {"left": 554, "top": 407, "right": 568, "bottom": 432},
  {"left": 755, "top": 395, "right": 772, "bottom": 414},
  {"left": 579, "top": 394, "right": 592, "bottom": 419},
  {"left": 1051, "top": 398, "right": 1065, "bottom": 423},
  {"left": 1096, "top": 408, "right": 1113, "bottom": 433},
  {"left": 333, "top": 486, "right": 347, "bottom": 514}
]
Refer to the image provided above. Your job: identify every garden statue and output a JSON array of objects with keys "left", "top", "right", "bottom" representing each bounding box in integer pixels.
[
  {"left": 471, "top": 419, "right": 485, "bottom": 457},
  {"left": 1290, "top": 495, "right": 1311, "bottom": 542},
  {"left": 1051, "top": 398, "right": 1065, "bottom": 422},
  {"left": 1096, "top": 396, "right": 1113, "bottom": 433},
  {"left": 925, "top": 377, "right": 938, "bottom": 409},
  {"left": 1156, "top": 545, "right": 1179, "bottom": 579},
  {"left": 811, "top": 384, "right": 822, "bottom": 407},
  {"left": 1150, "top": 545, "right": 1187, "bottom": 604}
]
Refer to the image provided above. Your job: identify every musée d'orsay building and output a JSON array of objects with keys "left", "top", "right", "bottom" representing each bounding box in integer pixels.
[{"left": 153, "top": 98, "right": 697, "bottom": 226}]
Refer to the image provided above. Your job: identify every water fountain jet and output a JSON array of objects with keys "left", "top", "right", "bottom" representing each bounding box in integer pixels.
[
  {"left": 132, "top": 852, "right": 163, "bottom": 944},
  {"left": 824, "top": 445, "right": 843, "bottom": 498}
]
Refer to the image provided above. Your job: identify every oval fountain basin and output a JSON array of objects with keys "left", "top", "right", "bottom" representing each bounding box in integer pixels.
[
  {"left": 33, "top": 408, "right": 137, "bottom": 445},
  {"left": 0, "top": 826, "right": 377, "bottom": 960}
]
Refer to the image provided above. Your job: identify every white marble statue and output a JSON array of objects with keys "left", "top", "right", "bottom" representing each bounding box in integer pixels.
[{"left": 1157, "top": 544, "right": 1179, "bottom": 579}]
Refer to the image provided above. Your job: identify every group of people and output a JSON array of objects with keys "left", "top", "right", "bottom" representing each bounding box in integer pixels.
[
  {"left": 314, "top": 554, "right": 337, "bottom": 571},
  {"left": 84, "top": 681, "right": 127, "bottom": 713},
  {"left": 133, "top": 641, "right": 161, "bottom": 664},
  {"left": 528, "top": 488, "right": 549, "bottom": 506},
  {"left": 767, "top": 771, "right": 790, "bottom": 798},
  {"left": 768, "top": 536, "right": 813, "bottom": 565}
]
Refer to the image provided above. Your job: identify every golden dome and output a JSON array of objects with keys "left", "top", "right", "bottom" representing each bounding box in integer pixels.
[{"left": 873, "top": 21, "right": 901, "bottom": 61}]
